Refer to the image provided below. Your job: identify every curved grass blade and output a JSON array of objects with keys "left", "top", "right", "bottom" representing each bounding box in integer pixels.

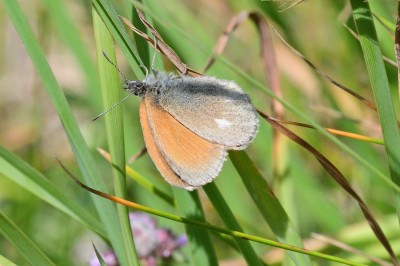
[
  {"left": 271, "top": 118, "right": 384, "bottom": 145},
  {"left": 0, "top": 211, "right": 55, "bottom": 266},
  {"left": 272, "top": 26, "right": 378, "bottom": 112},
  {"left": 120, "top": 10, "right": 202, "bottom": 76},
  {"left": 0, "top": 146, "right": 106, "bottom": 237},
  {"left": 260, "top": 112, "right": 398, "bottom": 266},
  {"left": 98, "top": 148, "right": 175, "bottom": 206}
]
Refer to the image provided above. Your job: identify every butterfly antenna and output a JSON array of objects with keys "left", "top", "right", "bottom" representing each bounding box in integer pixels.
[
  {"left": 102, "top": 50, "right": 129, "bottom": 83},
  {"left": 92, "top": 51, "right": 133, "bottom": 121},
  {"left": 92, "top": 94, "right": 131, "bottom": 121}
]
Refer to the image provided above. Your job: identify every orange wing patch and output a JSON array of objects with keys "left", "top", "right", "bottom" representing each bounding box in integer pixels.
[
  {"left": 144, "top": 97, "right": 227, "bottom": 187},
  {"left": 139, "top": 101, "right": 195, "bottom": 190}
]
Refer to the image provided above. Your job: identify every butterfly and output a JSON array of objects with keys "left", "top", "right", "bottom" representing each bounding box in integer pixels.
[{"left": 125, "top": 71, "right": 259, "bottom": 190}]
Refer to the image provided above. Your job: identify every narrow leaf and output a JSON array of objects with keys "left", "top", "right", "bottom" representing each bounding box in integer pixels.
[{"left": 0, "top": 211, "right": 55, "bottom": 266}]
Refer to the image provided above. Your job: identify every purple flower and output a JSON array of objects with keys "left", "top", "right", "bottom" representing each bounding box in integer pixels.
[
  {"left": 129, "top": 212, "right": 158, "bottom": 257},
  {"left": 89, "top": 250, "right": 118, "bottom": 266},
  {"left": 155, "top": 229, "right": 187, "bottom": 258},
  {"left": 89, "top": 212, "right": 186, "bottom": 266}
]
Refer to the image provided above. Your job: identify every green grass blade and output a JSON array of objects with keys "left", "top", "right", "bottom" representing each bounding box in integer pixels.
[
  {"left": 92, "top": 7, "right": 139, "bottom": 266},
  {"left": 173, "top": 189, "right": 219, "bottom": 266},
  {"left": 203, "top": 183, "right": 264, "bottom": 266},
  {"left": 92, "top": 0, "right": 144, "bottom": 78},
  {"left": 0, "top": 145, "right": 106, "bottom": 237},
  {"left": 349, "top": 2, "right": 400, "bottom": 263},
  {"left": 3, "top": 1, "right": 129, "bottom": 264},
  {"left": 230, "top": 151, "right": 311, "bottom": 265},
  {"left": 93, "top": 243, "right": 109, "bottom": 266},
  {"left": 0, "top": 211, "right": 55, "bottom": 266},
  {"left": 350, "top": 0, "right": 400, "bottom": 217},
  {"left": 128, "top": 0, "right": 151, "bottom": 67}
]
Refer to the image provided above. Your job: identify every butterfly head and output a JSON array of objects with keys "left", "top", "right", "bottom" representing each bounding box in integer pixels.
[{"left": 124, "top": 80, "right": 147, "bottom": 97}]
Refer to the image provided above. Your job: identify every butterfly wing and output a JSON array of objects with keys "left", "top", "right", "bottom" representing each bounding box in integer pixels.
[
  {"left": 140, "top": 101, "right": 195, "bottom": 190},
  {"left": 143, "top": 95, "right": 227, "bottom": 187},
  {"left": 158, "top": 75, "right": 259, "bottom": 150}
]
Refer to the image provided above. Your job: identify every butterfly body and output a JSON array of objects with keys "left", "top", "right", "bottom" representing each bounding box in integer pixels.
[{"left": 125, "top": 71, "right": 258, "bottom": 190}]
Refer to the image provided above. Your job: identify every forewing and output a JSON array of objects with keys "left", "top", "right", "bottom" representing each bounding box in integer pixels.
[
  {"left": 144, "top": 96, "right": 227, "bottom": 187},
  {"left": 159, "top": 76, "right": 259, "bottom": 149}
]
